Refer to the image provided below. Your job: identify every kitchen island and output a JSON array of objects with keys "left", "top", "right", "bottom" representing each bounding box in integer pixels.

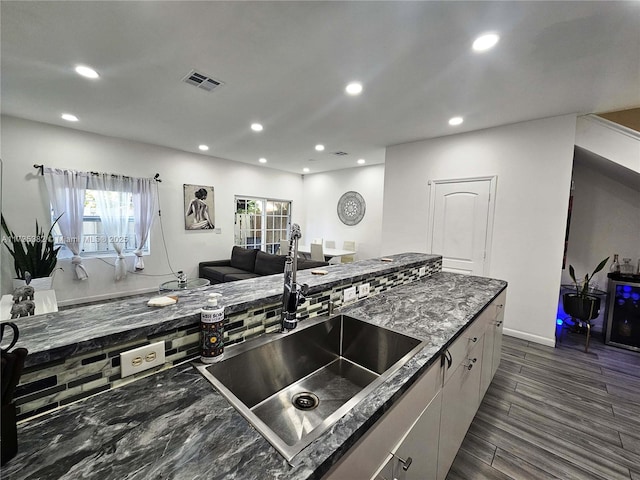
[{"left": 2, "top": 269, "right": 506, "bottom": 480}]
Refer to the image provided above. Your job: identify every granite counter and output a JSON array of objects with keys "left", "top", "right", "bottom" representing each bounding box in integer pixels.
[{"left": 1, "top": 271, "right": 507, "bottom": 480}]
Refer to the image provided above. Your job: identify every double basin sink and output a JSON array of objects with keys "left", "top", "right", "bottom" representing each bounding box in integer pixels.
[{"left": 196, "top": 314, "right": 426, "bottom": 462}]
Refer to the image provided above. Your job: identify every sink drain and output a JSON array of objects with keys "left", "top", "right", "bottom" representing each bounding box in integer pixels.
[{"left": 292, "top": 392, "right": 319, "bottom": 410}]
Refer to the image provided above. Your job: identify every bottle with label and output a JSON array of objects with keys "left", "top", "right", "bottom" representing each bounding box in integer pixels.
[
  {"left": 200, "top": 293, "right": 225, "bottom": 363},
  {"left": 609, "top": 254, "right": 620, "bottom": 274}
]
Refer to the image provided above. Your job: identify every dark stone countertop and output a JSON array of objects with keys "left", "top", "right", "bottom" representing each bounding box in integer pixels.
[
  {"left": 12, "top": 252, "right": 439, "bottom": 368},
  {"left": 2, "top": 271, "right": 506, "bottom": 480}
]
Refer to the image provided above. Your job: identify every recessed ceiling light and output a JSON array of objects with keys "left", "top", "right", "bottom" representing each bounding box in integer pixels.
[
  {"left": 303, "top": 167, "right": 310, "bottom": 173},
  {"left": 258, "top": 157, "right": 267, "bottom": 164},
  {"left": 472, "top": 33, "right": 500, "bottom": 52},
  {"left": 448, "top": 116, "right": 464, "bottom": 126},
  {"left": 74, "top": 65, "right": 99, "bottom": 79},
  {"left": 61, "top": 113, "right": 79, "bottom": 122},
  {"left": 198, "top": 144, "right": 209, "bottom": 151},
  {"left": 357, "top": 158, "right": 366, "bottom": 165},
  {"left": 345, "top": 82, "right": 363, "bottom": 95},
  {"left": 251, "top": 123, "right": 263, "bottom": 132},
  {"left": 315, "top": 144, "right": 325, "bottom": 152}
]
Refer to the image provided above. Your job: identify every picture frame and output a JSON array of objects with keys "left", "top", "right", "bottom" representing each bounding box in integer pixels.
[{"left": 184, "top": 184, "right": 215, "bottom": 230}]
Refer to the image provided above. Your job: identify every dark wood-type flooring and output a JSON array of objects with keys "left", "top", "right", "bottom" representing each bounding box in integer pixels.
[{"left": 447, "top": 331, "right": 640, "bottom": 480}]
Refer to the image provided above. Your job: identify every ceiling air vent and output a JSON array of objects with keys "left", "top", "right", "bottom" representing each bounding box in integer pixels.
[
  {"left": 333, "top": 151, "right": 349, "bottom": 156},
  {"left": 182, "top": 70, "right": 224, "bottom": 92}
]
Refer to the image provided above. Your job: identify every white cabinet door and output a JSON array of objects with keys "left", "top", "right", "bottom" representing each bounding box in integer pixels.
[
  {"left": 390, "top": 391, "right": 442, "bottom": 480},
  {"left": 437, "top": 338, "right": 483, "bottom": 480},
  {"left": 325, "top": 361, "right": 442, "bottom": 480}
]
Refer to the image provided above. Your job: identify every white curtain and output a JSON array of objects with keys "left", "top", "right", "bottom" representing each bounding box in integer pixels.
[
  {"left": 132, "top": 177, "right": 157, "bottom": 270},
  {"left": 89, "top": 174, "right": 131, "bottom": 281},
  {"left": 43, "top": 168, "right": 90, "bottom": 280}
]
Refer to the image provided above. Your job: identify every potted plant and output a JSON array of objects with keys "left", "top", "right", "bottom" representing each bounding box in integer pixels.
[
  {"left": 563, "top": 257, "right": 609, "bottom": 322},
  {"left": 1, "top": 214, "right": 63, "bottom": 290}
]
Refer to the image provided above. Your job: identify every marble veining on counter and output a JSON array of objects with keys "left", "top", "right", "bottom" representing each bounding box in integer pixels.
[
  {"left": 13, "top": 252, "right": 438, "bottom": 367},
  {"left": 2, "top": 271, "right": 506, "bottom": 480}
]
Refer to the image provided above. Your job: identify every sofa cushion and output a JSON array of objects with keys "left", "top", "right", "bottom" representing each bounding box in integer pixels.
[
  {"left": 254, "top": 251, "right": 287, "bottom": 276},
  {"left": 224, "top": 272, "right": 261, "bottom": 282},
  {"left": 201, "top": 265, "right": 250, "bottom": 284},
  {"left": 230, "top": 246, "right": 258, "bottom": 272}
]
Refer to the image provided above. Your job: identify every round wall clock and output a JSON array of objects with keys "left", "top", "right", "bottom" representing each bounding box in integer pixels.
[{"left": 337, "top": 191, "right": 366, "bottom": 226}]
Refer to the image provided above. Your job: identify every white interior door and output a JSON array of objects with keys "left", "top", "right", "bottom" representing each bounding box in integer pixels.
[{"left": 427, "top": 177, "right": 496, "bottom": 275}]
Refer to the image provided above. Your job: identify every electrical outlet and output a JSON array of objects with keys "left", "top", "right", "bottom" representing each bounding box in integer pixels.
[
  {"left": 120, "top": 341, "right": 166, "bottom": 378},
  {"left": 358, "top": 283, "right": 370, "bottom": 298},
  {"left": 343, "top": 286, "right": 357, "bottom": 303},
  {"left": 419, "top": 266, "right": 426, "bottom": 276}
]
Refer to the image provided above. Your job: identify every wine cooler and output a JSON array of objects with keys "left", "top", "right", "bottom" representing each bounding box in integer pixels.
[{"left": 605, "top": 277, "right": 640, "bottom": 352}]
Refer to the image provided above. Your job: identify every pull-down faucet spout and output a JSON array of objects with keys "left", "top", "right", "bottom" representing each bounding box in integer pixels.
[{"left": 282, "top": 224, "right": 307, "bottom": 332}]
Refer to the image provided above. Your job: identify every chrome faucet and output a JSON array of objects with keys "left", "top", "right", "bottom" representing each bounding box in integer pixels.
[{"left": 282, "top": 224, "right": 308, "bottom": 332}]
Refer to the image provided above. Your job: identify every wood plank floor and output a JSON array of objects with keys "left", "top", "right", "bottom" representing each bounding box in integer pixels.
[{"left": 447, "top": 332, "right": 640, "bottom": 480}]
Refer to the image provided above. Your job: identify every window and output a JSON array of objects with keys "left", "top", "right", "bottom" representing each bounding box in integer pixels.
[
  {"left": 234, "top": 196, "right": 291, "bottom": 254},
  {"left": 52, "top": 189, "right": 149, "bottom": 257}
]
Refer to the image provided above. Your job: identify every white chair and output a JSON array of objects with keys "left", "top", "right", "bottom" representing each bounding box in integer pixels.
[
  {"left": 279, "top": 239, "right": 290, "bottom": 255},
  {"left": 324, "top": 240, "right": 341, "bottom": 264},
  {"left": 310, "top": 243, "right": 325, "bottom": 262},
  {"left": 311, "top": 238, "right": 323, "bottom": 245},
  {"left": 341, "top": 240, "right": 356, "bottom": 263}
]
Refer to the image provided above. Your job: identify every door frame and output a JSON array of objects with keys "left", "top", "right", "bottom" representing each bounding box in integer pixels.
[{"left": 426, "top": 175, "right": 498, "bottom": 276}]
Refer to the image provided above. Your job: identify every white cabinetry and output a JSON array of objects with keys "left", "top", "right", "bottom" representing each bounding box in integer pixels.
[
  {"left": 324, "top": 289, "right": 507, "bottom": 480},
  {"left": 437, "top": 336, "right": 484, "bottom": 480},
  {"left": 480, "top": 290, "right": 507, "bottom": 395},
  {"left": 325, "top": 358, "right": 441, "bottom": 480}
]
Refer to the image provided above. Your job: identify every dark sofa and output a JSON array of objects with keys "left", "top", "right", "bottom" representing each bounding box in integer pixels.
[{"left": 199, "top": 246, "right": 328, "bottom": 284}]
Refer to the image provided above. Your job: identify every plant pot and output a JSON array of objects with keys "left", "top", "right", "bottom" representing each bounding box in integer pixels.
[
  {"left": 12, "top": 277, "right": 53, "bottom": 291},
  {"left": 562, "top": 293, "right": 601, "bottom": 321}
]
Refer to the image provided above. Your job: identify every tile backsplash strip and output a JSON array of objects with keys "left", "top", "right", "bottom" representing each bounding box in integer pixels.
[{"left": 14, "top": 259, "right": 441, "bottom": 421}]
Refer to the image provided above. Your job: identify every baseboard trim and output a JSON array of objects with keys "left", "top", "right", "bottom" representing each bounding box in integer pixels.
[{"left": 503, "top": 328, "right": 556, "bottom": 348}]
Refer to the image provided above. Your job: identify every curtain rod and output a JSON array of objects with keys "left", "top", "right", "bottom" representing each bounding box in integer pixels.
[{"left": 33, "top": 164, "right": 162, "bottom": 182}]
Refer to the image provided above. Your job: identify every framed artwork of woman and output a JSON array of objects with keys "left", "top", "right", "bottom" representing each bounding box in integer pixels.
[{"left": 184, "top": 184, "right": 215, "bottom": 230}]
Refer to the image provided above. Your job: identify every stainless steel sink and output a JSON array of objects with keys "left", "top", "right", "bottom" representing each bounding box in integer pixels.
[{"left": 196, "top": 314, "right": 425, "bottom": 462}]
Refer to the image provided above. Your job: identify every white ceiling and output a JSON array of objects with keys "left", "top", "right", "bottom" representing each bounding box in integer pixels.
[{"left": 2, "top": 1, "right": 639, "bottom": 174}]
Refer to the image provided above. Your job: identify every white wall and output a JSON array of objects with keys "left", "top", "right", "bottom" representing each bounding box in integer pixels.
[
  {"left": 301, "top": 165, "right": 385, "bottom": 260},
  {"left": 382, "top": 115, "right": 578, "bottom": 346},
  {"left": 1, "top": 116, "right": 304, "bottom": 304}
]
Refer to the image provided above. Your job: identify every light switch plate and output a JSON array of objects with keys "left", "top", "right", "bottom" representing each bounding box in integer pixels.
[
  {"left": 120, "top": 341, "right": 166, "bottom": 378},
  {"left": 343, "top": 286, "right": 357, "bottom": 303},
  {"left": 358, "top": 283, "right": 370, "bottom": 298}
]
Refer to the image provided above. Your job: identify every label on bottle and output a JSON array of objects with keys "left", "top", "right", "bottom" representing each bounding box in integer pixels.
[{"left": 201, "top": 306, "right": 224, "bottom": 363}]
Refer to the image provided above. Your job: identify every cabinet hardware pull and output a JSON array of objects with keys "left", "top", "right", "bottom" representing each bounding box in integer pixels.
[
  {"left": 465, "top": 358, "right": 477, "bottom": 370},
  {"left": 398, "top": 455, "right": 413, "bottom": 471},
  {"left": 496, "top": 320, "right": 503, "bottom": 327},
  {"left": 496, "top": 304, "right": 504, "bottom": 309},
  {"left": 471, "top": 336, "right": 478, "bottom": 342},
  {"left": 441, "top": 350, "right": 453, "bottom": 369}
]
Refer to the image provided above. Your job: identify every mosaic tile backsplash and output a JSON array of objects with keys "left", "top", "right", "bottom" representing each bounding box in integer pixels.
[{"left": 13, "top": 254, "right": 441, "bottom": 421}]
